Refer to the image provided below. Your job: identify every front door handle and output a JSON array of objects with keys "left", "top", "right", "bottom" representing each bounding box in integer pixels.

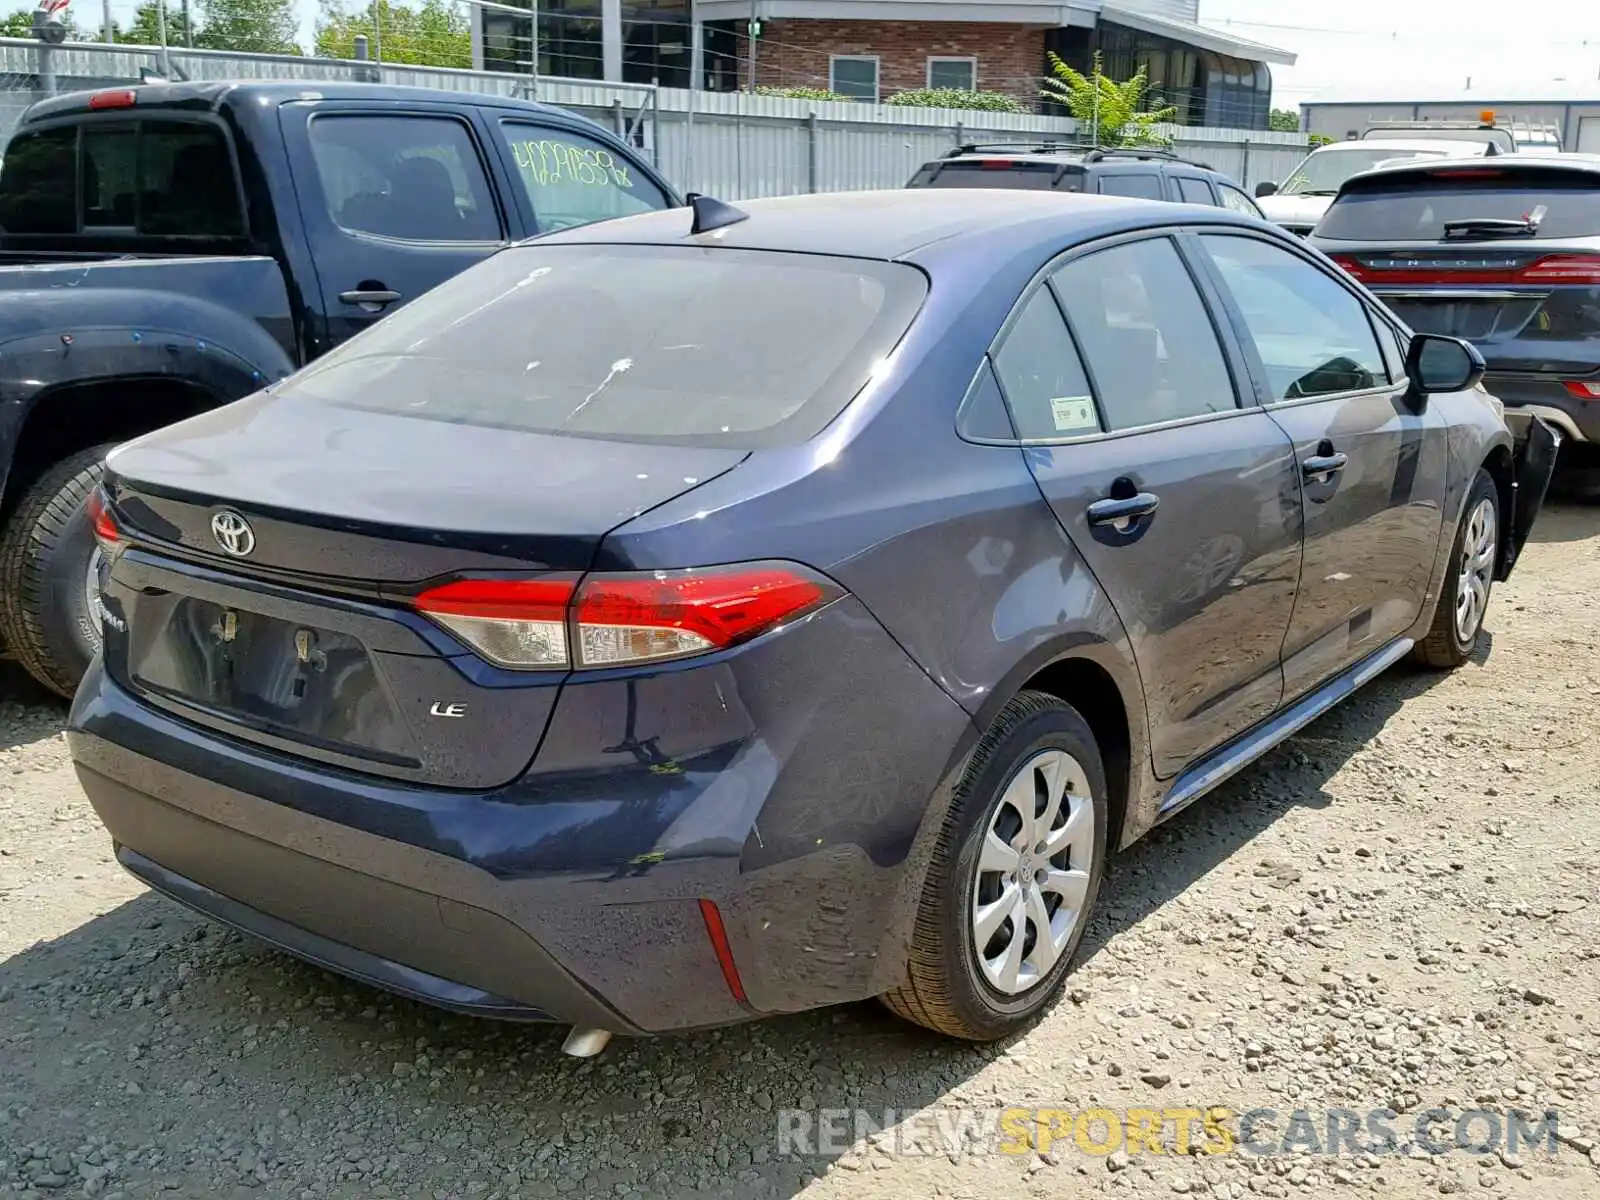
[
  {"left": 1302, "top": 451, "right": 1349, "bottom": 480},
  {"left": 339, "top": 288, "right": 403, "bottom": 308},
  {"left": 1087, "top": 492, "right": 1161, "bottom": 529}
]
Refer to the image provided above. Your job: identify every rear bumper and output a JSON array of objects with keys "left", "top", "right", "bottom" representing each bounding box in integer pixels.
[
  {"left": 1486, "top": 373, "right": 1600, "bottom": 444},
  {"left": 67, "top": 595, "right": 975, "bottom": 1033}
]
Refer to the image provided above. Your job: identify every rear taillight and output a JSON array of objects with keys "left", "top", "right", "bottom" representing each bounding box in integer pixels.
[
  {"left": 1563, "top": 380, "right": 1600, "bottom": 400},
  {"left": 1328, "top": 254, "right": 1370, "bottom": 282},
  {"left": 1518, "top": 255, "right": 1600, "bottom": 285},
  {"left": 415, "top": 577, "right": 576, "bottom": 669},
  {"left": 85, "top": 487, "right": 124, "bottom": 550},
  {"left": 414, "top": 562, "right": 839, "bottom": 671}
]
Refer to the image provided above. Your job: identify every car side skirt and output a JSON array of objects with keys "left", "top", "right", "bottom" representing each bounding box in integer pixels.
[{"left": 1154, "top": 636, "right": 1415, "bottom": 822}]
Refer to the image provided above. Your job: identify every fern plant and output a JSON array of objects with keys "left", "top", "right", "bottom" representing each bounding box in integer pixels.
[{"left": 1039, "top": 51, "right": 1177, "bottom": 147}]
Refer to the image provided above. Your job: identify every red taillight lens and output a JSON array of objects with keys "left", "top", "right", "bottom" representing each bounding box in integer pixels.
[
  {"left": 415, "top": 576, "right": 576, "bottom": 669},
  {"left": 574, "top": 563, "right": 834, "bottom": 667},
  {"left": 413, "top": 562, "right": 838, "bottom": 671},
  {"left": 1563, "top": 380, "right": 1600, "bottom": 400},
  {"left": 1328, "top": 254, "right": 1370, "bottom": 282},
  {"left": 85, "top": 487, "right": 123, "bottom": 549},
  {"left": 88, "top": 89, "right": 137, "bottom": 110},
  {"left": 1518, "top": 255, "right": 1600, "bottom": 285}
]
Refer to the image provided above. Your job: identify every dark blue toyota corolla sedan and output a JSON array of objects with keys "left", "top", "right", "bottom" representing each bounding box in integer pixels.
[{"left": 68, "top": 190, "right": 1556, "bottom": 1052}]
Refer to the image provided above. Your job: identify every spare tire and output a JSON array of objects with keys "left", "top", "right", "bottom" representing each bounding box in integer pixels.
[{"left": 0, "top": 444, "right": 118, "bottom": 699}]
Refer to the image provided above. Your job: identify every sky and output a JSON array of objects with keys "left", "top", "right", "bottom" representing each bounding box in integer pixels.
[
  {"left": 63, "top": 0, "right": 1600, "bottom": 111},
  {"left": 1199, "top": 0, "right": 1600, "bottom": 107}
]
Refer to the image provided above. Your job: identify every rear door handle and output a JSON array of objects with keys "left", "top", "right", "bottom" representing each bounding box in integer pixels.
[
  {"left": 1302, "top": 451, "right": 1349, "bottom": 480},
  {"left": 1087, "top": 492, "right": 1161, "bottom": 529},
  {"left": 339, "top": 289, "right": 403, "bottom": 307}
]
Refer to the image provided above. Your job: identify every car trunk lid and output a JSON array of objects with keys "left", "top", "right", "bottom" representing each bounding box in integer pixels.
[{"left": 99, "top": 394, "right": 745, "bottom": 789}]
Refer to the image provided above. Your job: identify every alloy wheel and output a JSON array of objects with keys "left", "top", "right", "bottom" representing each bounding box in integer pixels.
[{"left": 1454, "top": 496, "right": 1497, "bottom": 644}]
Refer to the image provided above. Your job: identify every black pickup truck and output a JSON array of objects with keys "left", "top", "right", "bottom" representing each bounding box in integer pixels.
[{"left": 0, "top": 80, "right": 678, "bottom": 696}]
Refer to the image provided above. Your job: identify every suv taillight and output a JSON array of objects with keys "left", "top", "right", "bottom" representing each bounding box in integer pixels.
[
  {"left": 1517, "top": 254, "right": 1600, "bottom": 284},
  {"left": 415, "top": 562, "right": 840, "bottom": 670},
  {"left": 85, "top": 486, "right": 125, "bottom": 551}
]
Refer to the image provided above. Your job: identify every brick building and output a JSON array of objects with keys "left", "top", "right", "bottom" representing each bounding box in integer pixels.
[{"left": 473, "top": 0, "right": 1295, "bottom": 129}]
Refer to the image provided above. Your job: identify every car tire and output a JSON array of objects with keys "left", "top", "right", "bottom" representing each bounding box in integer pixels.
[
  {"left": 881, "top": 690, "right": 1108, "bottom": 1041},
  {"left": 0, "top": 444, "right": 118, "bottom": 699},
  {"left": 1413, "top": 467, "right": 1499, "bottom": 670}
]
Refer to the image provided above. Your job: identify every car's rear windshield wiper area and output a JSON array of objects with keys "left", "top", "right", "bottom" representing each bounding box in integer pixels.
[{"left": 1442, "top": 216, "right": 1541, "bottom": 240}]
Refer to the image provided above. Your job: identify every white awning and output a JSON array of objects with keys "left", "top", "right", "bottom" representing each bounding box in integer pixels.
[{"left": 1099, "top": 6, "right": 1297, "bottom": 65}]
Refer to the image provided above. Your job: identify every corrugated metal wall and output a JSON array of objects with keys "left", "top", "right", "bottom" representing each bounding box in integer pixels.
[{"left": 0, "top": 37, "right": 1311, "bottom": 194}]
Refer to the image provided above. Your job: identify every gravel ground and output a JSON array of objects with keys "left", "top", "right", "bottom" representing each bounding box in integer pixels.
[{"left": 2, "top": 504, "right": 1598, "bottom": 1200}]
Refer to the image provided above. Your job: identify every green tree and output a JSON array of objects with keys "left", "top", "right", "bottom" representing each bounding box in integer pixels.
[
  {"left": 1269, "top": 107, "right": 1300, "bottom": 132},
  {"left": 0, "top": 5, "right": 86, "bottom": 37},
  {"left": 884, "top": 88, "right": 1026, "bottom": 114},
  {"left": 195, "top": 0, "right": 300, "bottom": 54},
  {"left": 314, "top": 0, "right": 469, "bottom": 67},
  {"left": 1039, "top": 51, "right": 1177, "bottom": 147}
]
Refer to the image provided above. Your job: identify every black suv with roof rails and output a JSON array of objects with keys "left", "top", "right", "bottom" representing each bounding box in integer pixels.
[{"left": 905, "top": 142, "right": 1267, "bottom": 216}]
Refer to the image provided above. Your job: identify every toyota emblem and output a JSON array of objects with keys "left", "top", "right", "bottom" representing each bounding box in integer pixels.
[{"left": 210, "top": 510, "right": 256, "bottom": 558}]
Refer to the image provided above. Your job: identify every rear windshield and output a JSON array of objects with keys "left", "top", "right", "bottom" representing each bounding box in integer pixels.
[
  {"left": 908, "top": 160, "right": 1081, "bottom": 190},
  {"left": 1317, "top": 169, "right": 1600, "bottom": 241},
  {"left": 275, "top": 244, "right": 928, "bottom": 449}
]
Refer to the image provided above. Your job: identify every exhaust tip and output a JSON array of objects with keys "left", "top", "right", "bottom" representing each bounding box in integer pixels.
[{"left": 560, "top": 1027, "right": 613, "bottom": 1058}]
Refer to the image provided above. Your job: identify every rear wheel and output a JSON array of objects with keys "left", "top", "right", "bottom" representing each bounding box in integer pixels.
[
  {"left": 1413, "top": 468, "right": 1498, "bottom": 670},
  {"left": 0, "top": 444, "right": 118, "bottom": 699},
  {"left": 881, "top": 691, "right": 1107, "bottom": 1041}
]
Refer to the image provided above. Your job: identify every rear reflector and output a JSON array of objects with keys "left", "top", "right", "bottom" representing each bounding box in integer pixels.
[
  {"left": 85, "top": 487, "right": 124, "bottom": 550},
  {"left": 698, "top": 899, "right": 747, "bottom": 1004},
  {"left": 414, "top": 561, "right": 839, "bottom": 671},
  {"left": 1564, "top": 381, "right": 1600, "bottom": 400},
  {"left": 88, "top": 89, "right": 137, "bottom": 110}
]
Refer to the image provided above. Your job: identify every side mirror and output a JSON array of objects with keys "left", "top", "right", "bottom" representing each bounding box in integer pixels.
[
  {"left": 1255, "top": 181, "right": 1279, "bottom": 198},
  {"left": 1406, "top": 333, "right": 1485, "bottom": 396}
]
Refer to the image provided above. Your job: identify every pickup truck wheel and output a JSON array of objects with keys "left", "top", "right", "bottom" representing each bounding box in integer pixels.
[
  {"left": 880, "top": 691, "right": 1107, "bottom": 1041},
  {"left": 1413, "top": 468, "right": 1498, "bottom": 670},
  {"left": 0, "top": 444, "right": 118, "bottom": 699}
]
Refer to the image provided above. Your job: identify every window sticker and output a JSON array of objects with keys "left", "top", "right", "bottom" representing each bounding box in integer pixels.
[{"left": 1050, "top": 395, "right": 1098, "bottom": 433}]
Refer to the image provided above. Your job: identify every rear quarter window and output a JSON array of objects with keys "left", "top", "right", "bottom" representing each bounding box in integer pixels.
[
  {"left": 497, "top": 122, "right": 670, "bottom": 232},
  {"left": 1317, "top": 168, "right": 1600, "bottom": 240},
  {"left": 276, "top": 244, "right": 928, "bottom": 449}
]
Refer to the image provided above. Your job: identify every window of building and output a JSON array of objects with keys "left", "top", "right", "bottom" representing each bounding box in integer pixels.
[
  {"left": 1052, "top": 237, "right": 1238, "bottom": 430},
  {"left": 309, "top": 115, "right": 501, "bottom": 243},
  {"left": 830, "top": 56, "right": 880, "bottom": 102},
  {"left": 926, "top": 57, "right": 976, "bottom": 91},
  {"left": 623, "top": 0, "right": 692, "bottom": 87}
]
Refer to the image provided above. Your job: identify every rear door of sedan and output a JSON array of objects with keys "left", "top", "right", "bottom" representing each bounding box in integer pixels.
[
  {"left": 1190, "top": 230, "right": 1449, "bottom": 700},
  {"left": 991, "top": 230, "right": 1303, "bottom": 779}
]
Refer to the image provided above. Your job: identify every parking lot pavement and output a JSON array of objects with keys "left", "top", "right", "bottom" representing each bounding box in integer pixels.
[{"left": 1, "top": 504, "right": 1598, "bottom": 1200}]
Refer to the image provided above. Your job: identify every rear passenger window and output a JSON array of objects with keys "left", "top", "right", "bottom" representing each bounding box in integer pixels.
[
  {"left": 1176, "top": 177, "right": 1216, "bottom": 205},
  {"left": 0, "top": 120, "right": 244, "bottom": 239},
  {"left": 1199, "top": 234, "right": 1389, "bottom": 400},
  {"left": 993, "top": 288, "right": 1100, "bottom": 439},
  {"left": 1099, "top": 173, "right": 1163, "bottom": 200},
  {"left": 309, "top": 115, "right": 501, "bottom": 243},
  {"left": 0, "top": 127, "right": 75, "bottom": 234},
  {"left": 1053, "top": 238, "right": 1238, "bottom": 431}
]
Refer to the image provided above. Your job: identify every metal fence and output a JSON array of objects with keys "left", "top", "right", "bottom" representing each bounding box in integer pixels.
[{"left": 0, "top": 37, "right": 1313, "bottom": 197}]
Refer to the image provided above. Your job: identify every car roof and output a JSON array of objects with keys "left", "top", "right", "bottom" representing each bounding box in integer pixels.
[
  {"left": 22, "top": 79, "right": 577, "bottom": 125},
  {"left": 1313, "top": 138, "right": 1485, "bottom": 155},
  {"left": 1351, "top": 152, "right": 1600, "bottom": 181},
  {"left": 929, "top": 145, "right": 1216, "bottom": 172},
  {"left": 531, "top": 188, "right": 1260, "bottom": 261}
]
